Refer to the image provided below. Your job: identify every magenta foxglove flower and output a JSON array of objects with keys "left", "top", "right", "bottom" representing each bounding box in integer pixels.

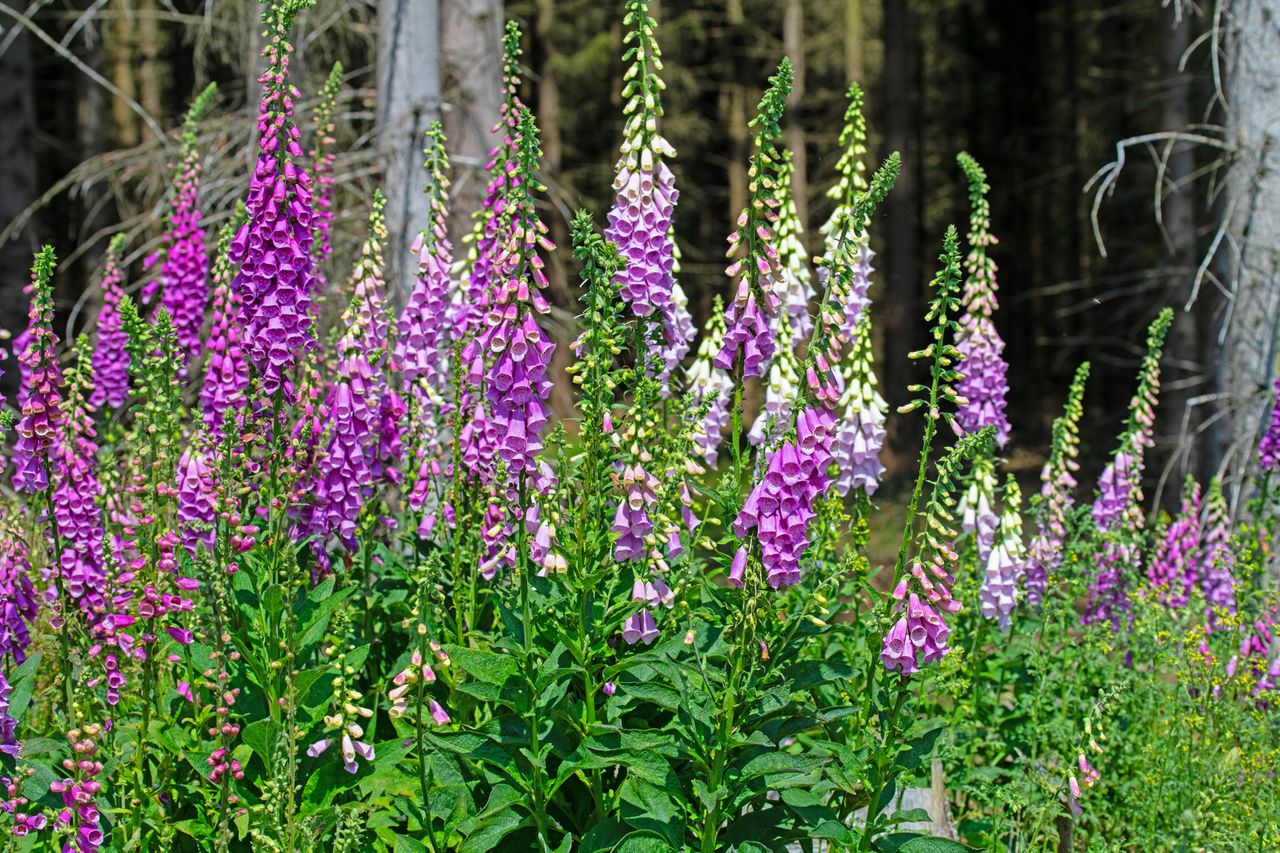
[
  {"left": 622, "top": 609, "right": 659, "bottom": 646},
  {"left": 980, "top": 479, "right": 1024, "bottom": 631},
  {"left": 396, "top": 123, "right": 454, "bottom": 419},
  {"left": 613, "top": 464, "right": 659, "bottom": 562},
  {"left": 476, "top": 108, "right": 556, "bottom": 481},
  {"left": 715, "top": 61, "right": 793, "bottom": 379},
  {"left": 1148, "top": 478, "right": 1200, "bottom": 609},
  {"left": 1200, "top": 479, "right": 1236, "bottom": 614},
  {"left": 1260, "top": 376, "right": 1280, "bottom": 473},
  {"left": 733, "top": 407, "right": 836, "bottom": 589},
  {"left": 177, "top": 447, "right": 216, "bottom": 556},
  {"left": 13, "top": 248, "right": 64, "bottom": 494},
  {"left": 882, "top": 593, "right": 951, "bottom": 674},
  {"left": 151, "top": 84, "right": 216, "bottom": 369},
  {"left": 954, "top": 155, "right": 1011, "bottom": 446},
  {"left": 0, "top": 531, "right": 38, "bottom": 663},
  {"left": 52, "top": 354, "right": 107, "bottom": 617},
  {"left": 229, "top": 5, "right": 319, "bottom": 400},
  {"left": 89, "top": 237, "right": 130, "bottom": 410},
  {"left": 201, "top": 218, "right": 251, "bottom": 433}
]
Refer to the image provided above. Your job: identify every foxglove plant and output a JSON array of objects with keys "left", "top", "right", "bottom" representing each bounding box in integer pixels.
[
  {"left": 397, "top": 122, "right": 454, "bottom": 420},
  {"left": 150, "top": 83, "right": 217, "bottom": 366},
  {"left": 954, "top": 153, "right": 1011, "bottom": 446},
  {"left": 959, "top": 454, "right": 999, "bottom": 563},
  {"left": 1149, "top": 477, "right": 1201, "bottom": 608},
  {"left": 1201, "top": 478, "right": 1236, "bottom": 614},
  {"left": 52, "top": 336, "right": 107, "bottom": 616},
  {"left": 715, "top": 59, "right": 793, "bottom": 379},
  {"left": 477, "top": 107, "right": 556, "bottom": 483},
  {"left": 1025, "top": 361, "right": 1089, "bottom": 606},
  {"left": 605, "top": 0, "right": 691, "bottom": 380},
  {"left": 305, "top": 201, "right": 387, "bottom": 552},
  {"left": 229, "top": 0, "right": 319, "bottom": 400},
  {"left": 981, "top": 476, "right": 1025, "bottom": 630},
  {"left": 1085, "top": 309, "right": 1172, "bottom": 625},
  {"left": 775, "top": 151, "right": 814, "bottom": 348},
  {"left": 824, "top": 87, "right": 888, "bottom": 494},
  {"left": 0, "top": 522, "right": 38, "bottom": 663},
  {"left": 88, "top": 235, "right": 129, "bottom": 411},
  {"left": 200, "top": 212, "right": 251, "bottom": 433},
  {"left": 12, "top": 247, "right": 64, "bottom": 494},
  {"left": 880, "top": 226, "right": 974, "bottom": 673}
]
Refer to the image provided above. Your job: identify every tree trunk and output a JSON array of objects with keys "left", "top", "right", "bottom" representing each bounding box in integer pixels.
[
  {"left": 879, "top": 0, "right": 919, "bottom": 465},
  {"left": 378, "top": 0, "right": 442, "bottom": 300},
  {"left": 784, "top": 0, "right": 808, "bottom": 232},
  {"left": 110, "top": 0, "right": 139, "bottom": 147},
  {"left": 1222, "top": 0, "right": 1280, "bottom": 494},
  {"left": 439, "top": 0, "right": 503, "bottom": 250},
  {"left": 845, "top": 0, "right": 863, "bottom": 84},
  {"left": 0, "top": 23, "right": 38, "bottom": 398}
]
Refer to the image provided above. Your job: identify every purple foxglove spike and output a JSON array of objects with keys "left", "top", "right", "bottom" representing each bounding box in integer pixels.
[
  {"left": 980, "top": 479, "right": 1024, "bottom": 631},
  {"left": 1200, "top": 480, "right": 1236, "bottom": 616},
  {"left": 228, "top": 11, "right": 319, "bottom": 401},
  {"left": 1148, "top": 478, "right": 1201, "bottom": 609},
  {"left": 14, "top": 249, "right": 65, "bottom": 494},
  {"left": 954, "top": 154, "right": 1012, "bottom": 446},
  {"left": 89, "top": 238, "right": 130, "bottom": 410},
  {"left": 0, "top": 528, "right": 39, "bottom": 663},
  {"left": 152, "top": 84, "right": 217, "bottom": 373},
  {"left": 201, "top": 219, "right": 251, "bottom": 433},
  {"left": 622, "top": 609, "right": 659, "bottom": 646},
  {"left": 177, "top": 447, "right": 217, "bottom": 557}
]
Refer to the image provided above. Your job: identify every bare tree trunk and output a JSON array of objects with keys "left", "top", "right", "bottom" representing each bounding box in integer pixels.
[
  {"left": 0, "top": 23, "right": 38, "bottom": 398},
  {"left": 1222, "top": 0, "right": 1280, "bottom": 495},
  {"left": 110, "top": 0, "right": 139, "bottom": 147},
  {"left": 378, "top": 0, "right": 441, "bottom": 300},
  {"left": 784, "top": 0, "right": 808, "bottom": 231},
  {"left": 440, "top": 0, "right": 503, "bottom": 249}
]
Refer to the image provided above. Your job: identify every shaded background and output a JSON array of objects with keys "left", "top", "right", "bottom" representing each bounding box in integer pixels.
[{"left": 0, "top": 0, "right": 1235, "bottom": 504}]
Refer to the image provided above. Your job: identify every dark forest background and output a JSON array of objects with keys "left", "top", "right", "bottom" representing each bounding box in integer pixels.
[{"left": 0, "top": 0, "right": 1231, "bottom": 504}]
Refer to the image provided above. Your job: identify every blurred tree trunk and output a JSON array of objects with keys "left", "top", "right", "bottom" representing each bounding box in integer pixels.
[
  {"left": 783, "top": 0, "right": 807, "bottom": 230},
  {"left": 879, "top": 0, "right": 918, "bottom": 464},
  {"left": 845, "top": 0, "right": 863, "bottom": 83},
  {"left": 110, "top": 1, "right": 140, "bottom": 147},
  {"left": 1222, "top": 0, "right": 1280, "bottom": 489},
  {"left": 378, "top": 0, "right": 441, "bottom": 299},
  {"left": 440, "top": 0, "right": 503, "bottom": 250},
  {"left": 0, "top": 24, "right": 38, "bottom": 397}
]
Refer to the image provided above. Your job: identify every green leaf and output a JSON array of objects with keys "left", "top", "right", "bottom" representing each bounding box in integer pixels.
[
  {"left": 394, "top": 837, "right": 428, "bottom": 853},
  {"left": 444, "top": 645, "right": 520, "bottom": 686},
  {"left": 7, "top": 653, "right": 42, "bottom": 722},
  {"left": 613, "top": 830, "right": 674, "bottom": 853},
  {"left": 894, "top": 725, "right": 944, "bottom": 772},
  {"left": 241, "top": 718, "right": 280, "bottom": 768}
]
